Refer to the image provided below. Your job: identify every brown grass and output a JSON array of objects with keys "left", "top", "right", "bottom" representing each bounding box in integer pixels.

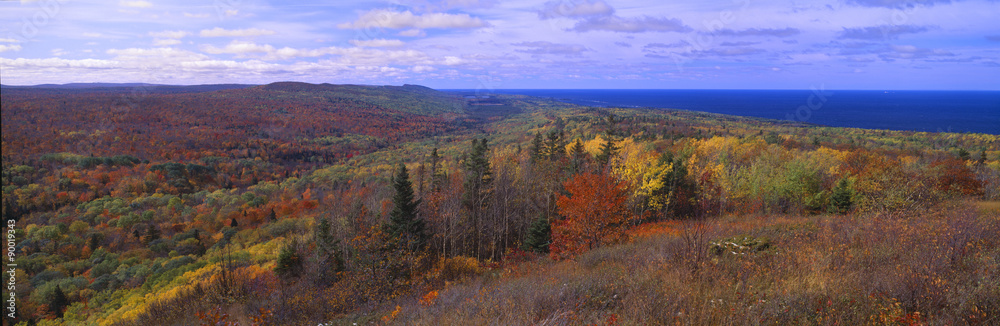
[{"left": 379, "top": 201, "right": 1000, "bottom": 325}]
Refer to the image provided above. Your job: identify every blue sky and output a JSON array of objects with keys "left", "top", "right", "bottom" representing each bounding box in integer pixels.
[{"left": 1, "top": 0, "right": 998, "bottom": 89}]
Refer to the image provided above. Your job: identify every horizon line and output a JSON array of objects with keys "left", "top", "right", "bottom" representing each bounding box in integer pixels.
[{"left": 2, "top": 82, "right": 999, "bottom": 92}]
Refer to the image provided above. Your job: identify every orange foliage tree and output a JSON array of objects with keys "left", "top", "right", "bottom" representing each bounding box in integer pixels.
[{"left": 551, "top": 172, "right": 631, "bottom": 260}]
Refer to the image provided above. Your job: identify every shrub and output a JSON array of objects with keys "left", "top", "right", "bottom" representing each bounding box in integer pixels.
[{"left": 441, "top": 256, "right": 481, "bottom": 280}]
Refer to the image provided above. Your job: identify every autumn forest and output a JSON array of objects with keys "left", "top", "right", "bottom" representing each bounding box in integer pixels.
[{"left": 2, "top": 82, "right": 999, "bottom": 325}]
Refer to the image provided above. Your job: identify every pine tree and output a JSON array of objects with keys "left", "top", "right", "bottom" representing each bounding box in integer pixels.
[
  {"left": 385, "top": 163, "right": 427, "bottom": 251},
  {"left": 545, "top": 130, "right": 565, "bottom": 161},
  {"left": 523, "top": 215, "right": 551, "bottom": 253},
  {"left": 88, "top": 233, "right": 101, "bottom": 250},
  {"left": 50, "top": 285, "right": 69, "bottom": 318},
  {"left": 570, "top": 138, "right": 586, "bottom": 172},
  {"left": 143, "top": 224, "right": 160, "bottom": 245},
  {"left": 530, "top": 132, "right": 544, "bottom": 162},
  {"left": 829, "top": 178, "right": 854, "bottom": 214},
  {"left": 651, "top": 151, "right": 696, "bottom": 218},
  {"left": 275, "top": 239, "right": 302, "bottom": 279},
  {"left": 429, "top": 147, "right": 443, "bottom": 192},
  {"left": 596, "top": 131, "right": 619, "bottom": 169},
  {"left": 958, "top": 148, "right": 970, "bottom": 161},
  {"left": 595, "top": 115, "right": 619, "bottom": 169},
  {"left": 314, "top": 218, "right": 345, "bottom": 283}
]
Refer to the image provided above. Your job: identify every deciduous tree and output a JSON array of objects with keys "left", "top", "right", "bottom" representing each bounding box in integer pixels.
[{"left": 551, "top": 172, "right": 630, "bottom": 260}]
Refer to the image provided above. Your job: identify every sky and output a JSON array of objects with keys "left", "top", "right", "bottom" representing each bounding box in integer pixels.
[{"left": 1, "top": 0, "right": 998, "bottom": 89}]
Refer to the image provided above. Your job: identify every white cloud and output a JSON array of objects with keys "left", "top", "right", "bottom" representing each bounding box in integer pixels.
[
  {"left": 572, "top": 15, "right": 690, "bottom": 33},
  {"left": 119, "top": 0, "right": 152, "bottom": 8},
  {"left": 107, "top": 47, "right": 209, "bottom": 62},
  {"left": 538, "top": 0, "right": 614, "bottom": 20},
  {"left": 153, "top": 39, "right": 182, "bottom": 46},
  {"left": 0, "top": 38, "right": 18, "bottom": 43},
  {"left": 0, "top": 57, "right": 119, "bottom": 69},
  {"left": 443, "top": 56, "right": 463, "bottom": 65},
  {"left": 513, "top": 41, "right": 590, "bottom": 57},
  {"left": 149, "top": 30, "right": 188, "bottom": 39},
  {"left": 349, "top": 39, "right": 405, "bottom": 48},
  {"left": 199, "top": 27, "right": 276, "bottom": 37},
  {"left": 0, "top": 44, "right": 23, "bottom": 52},
  {"left": 201, "top": 41, "right": 276, "bottom": 55},
  {"left": 412, "top": 65, "right": 435, "bottom": 72},
  {"left": 179, "top": 59, "right": 277, "bottom": 71},
  {"left": 225, "top": 9, "right": 239, "bottom": 17},
  {"left": 399, "top": 29, "right": 427, "bottom": 37},
  {"left": 82, "top": 33, "right": 104, "bottom": 38},
  {"left": 338, "top": 10, "right": 488, "bottom": 30}
]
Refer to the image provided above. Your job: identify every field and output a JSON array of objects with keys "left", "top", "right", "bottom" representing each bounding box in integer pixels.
[{"left": 2, "top": 83, "right": 998, "bottom": 325}]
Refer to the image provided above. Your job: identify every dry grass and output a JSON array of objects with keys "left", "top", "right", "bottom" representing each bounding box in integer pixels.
[{"left": 381, "top": 201, "right": 1000, "bottom": 325}]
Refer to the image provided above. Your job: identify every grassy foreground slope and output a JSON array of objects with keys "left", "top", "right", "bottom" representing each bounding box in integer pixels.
[
  {"left": 389, "top": 202, "right": 999, "bottom": 325},
  {"left": 2, "top": 83, "right": 998, "bottom": 325}
]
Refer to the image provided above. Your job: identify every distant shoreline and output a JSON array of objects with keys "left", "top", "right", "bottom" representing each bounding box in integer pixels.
[{"left": 445, "top": 89, "right": 1000, "bottom": 135}]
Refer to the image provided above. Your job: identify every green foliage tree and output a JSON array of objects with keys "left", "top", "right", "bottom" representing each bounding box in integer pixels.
[
  {"left": 570, "top": 138, "right": 587, "bottom": 173},
  {"left": 143, "top": 224, "right": 160, "bottom": 246},
  {"left": 650, "top": 151, "right": 696, "bottom": 218},
  {"left": 523, "top": 215, "right": 551, "bottom": 253},
  {"left": 50, "top": 284, "right": 69, "bottom": 318},
  {"left": 314, "top": 218, "right": 345, "bottom": 284},
  {"left": 829, "top": 177, "right": 854, "bottom": 214},
  {"left": 266, "top": 208, "right": 277, "bottom": 222},
  {"left": 596, "top": 116, "right": 620, "bottom": 169},
  {"left": 385, "top": 163, "right": 428, "bottom": 252},
  {"left": 429, "top": 147, "right": 445, "bottom": 192},
  {"left": 765, "top": 132, "right": 782, "bottom": 145},
  {"left": 596, "top": 133, "right": 619, "bottom": 169},
  {"left": 958, "top": 148, "right": 970, "bottom": 161},
  {"left": 544, "top": 130, "right": 565, "bottom": 161},
  {"left": 275, "top": 239, "right": 302, "bottom": 279},
  {"left": 88, "top": 233, "right": 102, "bottom": 250},
  {"left": 530, "top": 132, "right": 544, "bottom": 162}
]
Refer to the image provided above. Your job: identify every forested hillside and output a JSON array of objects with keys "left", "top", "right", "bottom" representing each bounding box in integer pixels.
[{"left": 2, "top": 83, "right": 998, "bottom": 325}]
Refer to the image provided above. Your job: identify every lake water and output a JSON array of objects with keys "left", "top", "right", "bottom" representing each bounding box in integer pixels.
[{"left": 446, "top": 89, "right": 1000, "bottom": 134}]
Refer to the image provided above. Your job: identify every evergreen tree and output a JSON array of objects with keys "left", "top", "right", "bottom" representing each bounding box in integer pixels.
[
  {"left": 595, "top": 131, "right": 619, "bottom": 170},
  {"left": 429, "top": 147, "right": 444, "bottom": 192},
  {"left": 545, "top": 130, "right": 565, "bottom": 161},
  {"left": 570, "top": 138, "right": 587, "bottom": 173},
  {"left": 958, "top": 148, "right": 970, "bottom": 161},
  {"left": 266, "top": 208, "right": 277, "bottom": 222},
  {"left": 143, "top": 224, "right": 160, "bottom": 245},
  {"left": 50, "top": 285, "right": 69, "bottom": 318},
  {"left": 88, "top": 233, "right": 102, "bottom": 250},
  {"left": 523, "top": 215, "right": 551, "bottom": 253},
  {"left": 385, "top": 163, "right": 427, "bottom": 251},
  {"left": 530, "top": 131, "right": 544, "bottom": 162},
  {"left": 765, "top": 132, "right": 781, "bottom": 145},
  {"left": 829, "top": 177, "right": 854, "bottom": 214},
  {"left": 275, "top": 239, "right": 302, "bottom": 279},
  {"left": 651, "top": 152, "right": 696, "bottom": 218},
  {"left": 314, "top": 218, "right": 345, "bottom": 283},
  {"left": 595, "top": 115, "right": 619, "bottom": 169}
]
